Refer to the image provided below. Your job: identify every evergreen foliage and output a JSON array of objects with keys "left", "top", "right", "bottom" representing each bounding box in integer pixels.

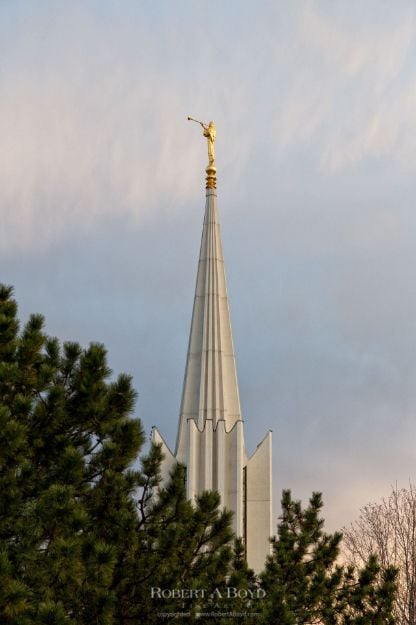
[
  {"left": 260, "top": 490, "right": 397, "bottom": 625},
  {"left": 0, "top": 286, "right": 233, "bottom": 624}
]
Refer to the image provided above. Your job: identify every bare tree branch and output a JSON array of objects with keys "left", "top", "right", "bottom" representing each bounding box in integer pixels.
[{"left": 343, "top": 483, "right": 416, "bottom": 625}]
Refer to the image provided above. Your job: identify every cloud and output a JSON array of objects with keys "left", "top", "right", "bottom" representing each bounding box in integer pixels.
[
  {"left": 272, "top": 1, "right": 416, "bottom": 172},
  {"left": 0, "top": 61, "right": 203, "bottom": 252},
  {"left": 321, "top": 82, "right": 416, "bottom": 171},
  {"left": 0, "top": 2, "right": 258, "bottom": 254},
  {"left": 2, "top": 1, "right": 416, "bottom": 255}
]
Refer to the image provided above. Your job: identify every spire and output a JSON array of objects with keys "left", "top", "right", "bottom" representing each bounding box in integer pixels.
[
  {"left": 176, "top": 187, "right": 242, "bottom": 453},
  {"left": 176, "top": 120, "right": 241, "bottom": 456},
  {"left": 153, "top": 119, "right": 272, "bottom": 573}
]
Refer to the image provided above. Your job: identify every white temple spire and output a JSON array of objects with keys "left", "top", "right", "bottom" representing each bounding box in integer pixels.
[
  {"left": 152, "top": 119, "right": 272, "bottom": 573},
  {"left": 175, "top": 186, "right": 242, "bottom": 458}
]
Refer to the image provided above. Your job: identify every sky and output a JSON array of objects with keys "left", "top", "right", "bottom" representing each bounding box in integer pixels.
[{"left": 2, "top": 0, "right": 416, "bottom": 531}]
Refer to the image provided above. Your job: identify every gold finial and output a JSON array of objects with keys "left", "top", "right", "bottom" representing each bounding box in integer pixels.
[{"left": 188, "top": 116, "right": 217, "bottom": 189}]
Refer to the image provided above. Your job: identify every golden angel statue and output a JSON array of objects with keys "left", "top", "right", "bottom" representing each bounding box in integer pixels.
[{"left": 188, "top": 117, "right": 216, "bottom": 167}]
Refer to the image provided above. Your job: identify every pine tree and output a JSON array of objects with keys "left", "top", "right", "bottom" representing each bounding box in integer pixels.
[
  {"left": 109, "top": 455, "right": 234, "bottom": 624},
  {"left": 0, "top": 285, "right": 143, "bottom": 624},
  {"left": 260, "top": 490, "right": 397, "bottom": 625},
  {"left": 212, "top": 538, "right": 260, "bottom": 625},
  {"left": 0, "top": 285, "right": 235, "bottom": 624}
]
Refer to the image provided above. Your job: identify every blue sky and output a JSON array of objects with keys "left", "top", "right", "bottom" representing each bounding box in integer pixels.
[{"left": 2, "top": 0, "right": 416, "bottom": 530}]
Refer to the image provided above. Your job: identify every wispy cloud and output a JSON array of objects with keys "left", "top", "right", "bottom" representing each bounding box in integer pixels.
[
  {"left": 0, "top": 2, "right": 256, "bottom": 253},
  {"left": 273, "top": 1, "right": 416, "bottom": 172},
  {"left": 0, "top": 65, "right": 203, "bottom": 251},
  {"left": 2, "top": 2, "right": 415, "bottom": 253}
]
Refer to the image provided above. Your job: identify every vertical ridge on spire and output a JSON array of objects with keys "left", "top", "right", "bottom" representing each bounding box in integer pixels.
[{"left": 175, "top": 187, "right": 242, "bottom": 455}]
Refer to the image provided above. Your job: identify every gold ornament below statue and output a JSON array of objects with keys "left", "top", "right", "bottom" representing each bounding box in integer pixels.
[{"left": 188, "top": 116, "right": 217, "bottom": 189}]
